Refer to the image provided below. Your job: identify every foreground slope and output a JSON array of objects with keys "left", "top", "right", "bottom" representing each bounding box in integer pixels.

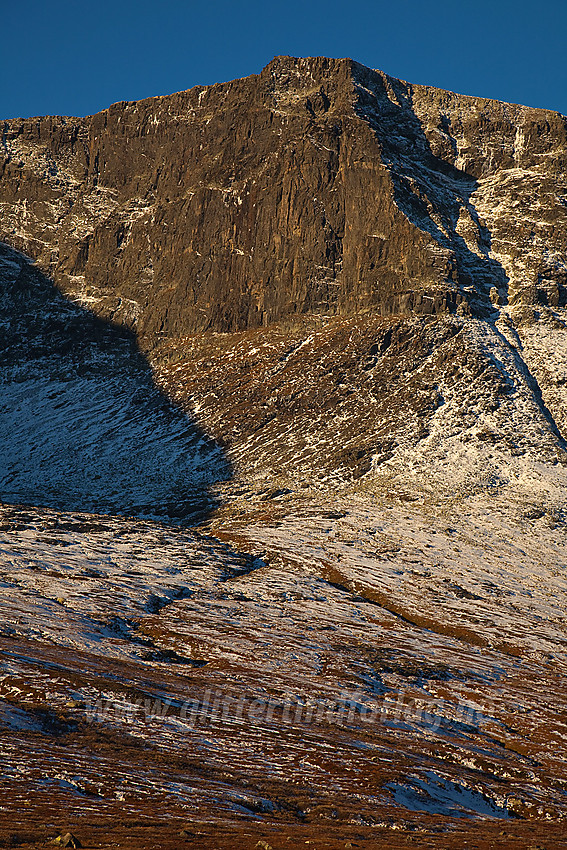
[{"left": 1, "top": 496, "right": 567, "bottom": 848}]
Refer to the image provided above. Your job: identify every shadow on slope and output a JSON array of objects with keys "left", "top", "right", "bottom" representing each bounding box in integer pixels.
[
  {"left": 352, "top": 64, "right": 510, "bottom": 308},
  {"left": 351, "top": 67, "right": 566, "bottom": 448},
  {"left": 0, "top": 243, "right": 230, "bottom": 521}
]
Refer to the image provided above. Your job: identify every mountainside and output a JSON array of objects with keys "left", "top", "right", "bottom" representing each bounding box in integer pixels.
[
  {"left": 2, "top": 56, "right": 567, "bottom": 487},
  {"left": 2, "top": 56, "right": 567, "bottom": 337},
  {"left": 2, "top": 58, "right": 567, "bottom": 848}
]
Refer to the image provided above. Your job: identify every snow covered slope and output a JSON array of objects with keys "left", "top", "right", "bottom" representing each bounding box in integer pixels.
[{"left": 0, "top": 244, "right": 229, "bottom": 520}]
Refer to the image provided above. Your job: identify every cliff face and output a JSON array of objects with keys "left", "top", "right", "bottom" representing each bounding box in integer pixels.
[{"left": 2, "top": 56, "right": 566, "bottom": 339}]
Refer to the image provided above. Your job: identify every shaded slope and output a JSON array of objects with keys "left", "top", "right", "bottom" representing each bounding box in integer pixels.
[{"left": 0, "top": 243, "right": 229, "bottom": 519}]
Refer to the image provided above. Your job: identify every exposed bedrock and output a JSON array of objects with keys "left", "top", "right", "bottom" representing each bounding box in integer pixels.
[{"left": 2, "top": 56, "right": 566, "bottom": 340}]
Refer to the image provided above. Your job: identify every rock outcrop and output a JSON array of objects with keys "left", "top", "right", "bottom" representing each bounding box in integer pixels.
[{"left": 2, "top": 56, "right": 566, "bottom": 341}]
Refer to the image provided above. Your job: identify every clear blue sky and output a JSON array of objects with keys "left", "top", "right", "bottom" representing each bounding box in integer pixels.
[{"left": 2, "top": 0, "right": 566, "bottom": 119}]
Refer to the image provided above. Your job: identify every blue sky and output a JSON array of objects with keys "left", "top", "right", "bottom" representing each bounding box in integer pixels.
[{"left": 2, "top": 0, "right": 566, "bottom": 119}]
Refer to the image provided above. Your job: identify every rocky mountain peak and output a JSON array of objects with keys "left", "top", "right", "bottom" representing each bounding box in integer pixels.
[
  {"left": 1, "top": 57, "right": 567, "bottom": 490},
  {"left": 1, "top": 57, "right": 566, "bottom": 342}
]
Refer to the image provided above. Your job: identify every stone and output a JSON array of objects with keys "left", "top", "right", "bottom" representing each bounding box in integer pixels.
[
  {"left": 49, "top": 834, "right": 82, "bottom": 849},
  {"left": 1, "top": 55, "right": 567, "bottom": 494},
  {"left": 3, "top": 56, "right": 565, "bottom": 349}
]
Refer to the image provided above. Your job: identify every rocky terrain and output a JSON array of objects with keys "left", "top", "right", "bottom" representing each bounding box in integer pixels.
[
  {"left": 2, "top": 56, "right": 567, "bottom": 337},
  {"left": 1, "top": 57, "right": 567, "bottom": 848}
]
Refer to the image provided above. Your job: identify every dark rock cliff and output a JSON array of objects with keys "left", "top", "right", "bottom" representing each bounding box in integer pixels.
[{"left": 2, "top": 56, "right": 566, "bottom": 341}]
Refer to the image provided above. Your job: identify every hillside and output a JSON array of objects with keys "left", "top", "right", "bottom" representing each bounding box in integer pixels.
[{"left": 1, "top": 57, "right": 567, "bottom": 848}]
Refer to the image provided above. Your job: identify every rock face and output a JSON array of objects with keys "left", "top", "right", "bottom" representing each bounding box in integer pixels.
[
  {"left": 2, "top": 55, "right": 567, "bottom": 491},
  {"left": 2, "top": 56, "right": 566, "bottom": 340}
]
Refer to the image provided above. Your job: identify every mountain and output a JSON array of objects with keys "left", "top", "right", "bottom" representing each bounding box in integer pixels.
[
  {"left": 3, "top": 55, "right": 567, "bottom": 336},
  {"left": 1, "top": 57, "right": 567, "bottom": 847},
  {"left": 2, "top": 55, "right": 567, "bottom": 503}
]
